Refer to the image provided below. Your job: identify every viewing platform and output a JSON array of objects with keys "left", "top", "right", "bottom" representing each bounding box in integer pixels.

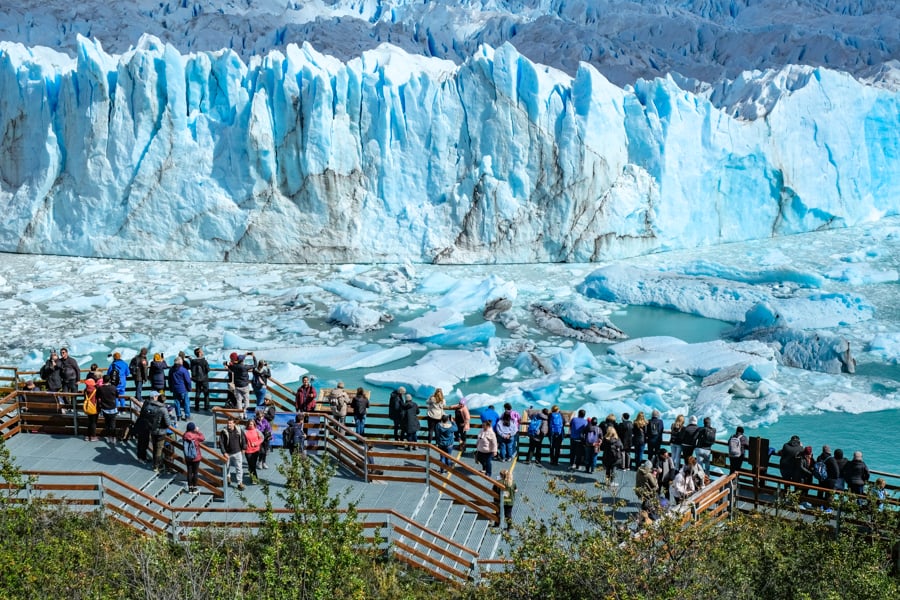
[{"left": 2, "top": 365, "right": 897, "bottom": 582}]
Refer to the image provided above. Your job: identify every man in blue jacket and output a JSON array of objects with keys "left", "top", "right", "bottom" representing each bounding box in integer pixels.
[
  {"left": 106, "top": 352, "right": 130, "bottom": 407},
  {"left": 168, "top": 357, "right": 192, "bottom": 424}
]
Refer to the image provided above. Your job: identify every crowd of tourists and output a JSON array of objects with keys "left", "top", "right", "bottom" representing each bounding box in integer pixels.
[{"left": 23, "top": 348, "right": 891, "bottom": 509}]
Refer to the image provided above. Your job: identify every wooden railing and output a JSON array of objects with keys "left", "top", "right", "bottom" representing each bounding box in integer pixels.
[
  {"left": 0, "top": 389, "right": 20, "bottom": 440},
  {"left": 211, "top": 407, "right": 504, "bottom": 523},
  {"left": 1, "top": 469, "right": 481, "bottom": 583}
]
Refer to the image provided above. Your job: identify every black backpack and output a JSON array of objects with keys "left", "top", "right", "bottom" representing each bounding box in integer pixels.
[
  {"left": 107, "top": 367, "right": 121, "bottom": 388},
  {"left": 648, "top": 419, "right": 662, "bottom": 437}
]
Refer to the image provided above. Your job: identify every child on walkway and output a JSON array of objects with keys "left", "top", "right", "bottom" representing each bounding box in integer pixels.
[{"left": 500, "top": 469, "right": 517, "bottom": 531}]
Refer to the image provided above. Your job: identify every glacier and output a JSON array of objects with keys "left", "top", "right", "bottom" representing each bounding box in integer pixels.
[{"left": 2, "top": 36, "right": 900, "bottom": 264}]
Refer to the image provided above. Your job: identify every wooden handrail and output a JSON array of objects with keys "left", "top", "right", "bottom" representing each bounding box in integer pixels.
[{"left": 3, "top": 470, "right": 482, "bottom": 582}]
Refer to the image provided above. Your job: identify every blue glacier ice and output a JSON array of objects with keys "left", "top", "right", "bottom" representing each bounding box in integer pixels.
[{"left": 2, "top": 36, "right": 900, "bottom": 264}]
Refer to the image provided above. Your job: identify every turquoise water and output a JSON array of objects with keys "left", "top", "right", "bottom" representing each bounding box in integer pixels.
[{"left": 5, "top": 218, "right": 900, "bottom": 477}]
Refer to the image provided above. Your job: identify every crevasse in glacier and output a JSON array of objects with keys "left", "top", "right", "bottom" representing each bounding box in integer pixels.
[{"left": 1, "top": 35, "right": 898, "bottom": 264}]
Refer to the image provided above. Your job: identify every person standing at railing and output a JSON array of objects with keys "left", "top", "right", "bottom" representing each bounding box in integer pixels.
[
  {"left": 225, "top": 352, "right": 252, "bottom": 413},
  {"left": 97, "top": 379, "right": 119, "bottom": 444},
  {"left": 568, "top": 409, "right": 589, "bottom": 471},
  {"left": 680, "top": 416, "right": 700, "bottom": 464},
  {"left": 632, "top": 412, "right": 648, "bottom": 469},
  {"left": 129, "top": 348, "right": 150, "bottom": 403},
  {"left": 669, "top": 414, "right": 686, "bottom": 468},
  {"left": 495, "top": 412, "right": 517, "bottom": 463},
  {"left": 183, "top": 422, "right": 205, "bottom": 495},
  {"left": 350, "top": 387, "right": 369, "bottom": 436},
  {"left": 82, "top": 379, "right": 100, "bottom": 442},
  {"left": 547, "top": 406, "right": 565, "bottom": 466},
  {"left": 694, "top": 417, "right": 717, "bottom": 475},
  {"left": 434, "top": 414, "right": 457, "bottom": 474},
  {"left": 168, "top": 357, "right": 192, "bottom": 426},
  {"left": 39, "top": 350, "right": 62, "bottom": 393},
  {"left": 842, "top": 451, "right": 870, "bottom": 496},
  {"left": 191, "top": 348, "right": 210, "bottom": 412},
  {"left": 401, "top": 394, "right": 421, "bottom": 449},
  {"left": 106, "top": 352, "right": 130, "bottom": 408},
  {"left": 328, "top": 382, "right": 350, "bottom": 426},
  {"left": 646, "top": 410, "right": 665, "bottom": 461},
  {"left": 727, "top": 427, "right": 749, "bottom": 474},
  {"left": 615, "top": 413, "right": 634, "bottom": 471},
  {"left": 582, "top": 417, "right": 602, "bottom": 474},
  {"left": 251, "top": 356, "right": 271, "bottom": 408},
  {"left": 777, "top": 434, "right": 804, "bottom": 486},
  {"left": 294, "top": 375, "right": 318, "bottom": 414},
  {"left": 425, "top": 388, "right": 446, "bottom": 444},
  {"left": 523, "top": 407, "right": 548, "bottom": 465},
  {"left": 388, "top": 387, "right": 406, "bottom": 441},
  {"left": 149, "top": 353, "right": 168, "bottom": 393},
  {"left": 475, "top": 420, "right": 498, "bottom": 477},
  {"left": 58, "top": 347, "right": 80, "bottom": 394},
  {"left": 449, "top": 397, "right": 470, "bottom": 454}
]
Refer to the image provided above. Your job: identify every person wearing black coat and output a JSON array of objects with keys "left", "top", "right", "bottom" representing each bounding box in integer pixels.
[
  {"left": 40, "top": 351, "right": 63, "bottom": 392},
  {"left": 96, "top": 381, "right": 119, "bottom": 443},
  {"left": 149, "top": 354, "right": 169, "bottom": 393},
  {"left": 133, "top": 394, "right": 157, "bottom": 462},
  {"left": 778, "top": 435, "right": 804, "bottom": 483},
  {"left": 401, "top": 394, "right": 421, "bottom": 447},
  {"left": 680, "top": 416, "right": 700, "bottom": 460},
  {"left": 841, "top": 451, "right": 870, "bottom": 495}
]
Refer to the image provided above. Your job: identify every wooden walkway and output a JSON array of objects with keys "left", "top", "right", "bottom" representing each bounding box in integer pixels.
[{"left": 3, "top": 367, "right": 895, "bottom": 582}]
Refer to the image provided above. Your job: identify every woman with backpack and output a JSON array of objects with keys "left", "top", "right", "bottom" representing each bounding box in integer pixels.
[
  {"left": 582, "top": 417, "right": 602, "bottom": 474},
  {"left": 449, "top": 397, "right": 470, "bottom": 453},
  {"left": 182, "top": 422, "right": 205, "bottom": 494},
  {"left": 601, "top": 427, "right": 624, "bottom": 485},
  {"left": 548, "top": 405, "right": 565, "bottom": 465},
  {"left": 727, "top": 426, "right": 749, "bottom": 474},
  {"left": 524, "top": 407, "right": 548, "bottom": 464}
]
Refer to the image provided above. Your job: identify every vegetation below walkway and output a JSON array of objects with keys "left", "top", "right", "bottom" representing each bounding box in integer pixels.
[{"left": 1, "top": 437, "right": 898, "bottom": 599}]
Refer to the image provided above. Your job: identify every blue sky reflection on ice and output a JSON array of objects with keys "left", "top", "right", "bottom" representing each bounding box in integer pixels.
[{"left": 2, "top": 218, "right": 900, "bottom": 471}]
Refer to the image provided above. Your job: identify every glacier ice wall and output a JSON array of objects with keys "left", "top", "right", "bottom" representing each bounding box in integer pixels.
[{"left": 1, "top": 36, "right": 899, "bottom": 264}]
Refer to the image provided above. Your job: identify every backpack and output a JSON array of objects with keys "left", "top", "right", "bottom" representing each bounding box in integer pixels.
[
  {"left": 648, "top": 419, "right": 662, "bottom": 438},
  {"left": 549, "top": 412, "right": 564, "bottom": 435},
  {"left": 610, "top": 440, "right": 623, "bottom": 464},
  {"left": 183, "top": 437, "right": 198, "bottom": 461},
  {"left": 728, "top": 435, "right": 743, "bottom": 457},
  {"left": 83, "top": 391, "right": 98, "bottom": 415},
  {"left": 585, "top": 426, "right": 600, "bottom": 446},
  {"left": 527, "top": 417, "right": 541, "bottom": 437},
  {"left": 813, "top": 460, "right": 828, "bottom": 481},
  {"left": 107, "top": 366, "right": 121, "bottom": 388}
]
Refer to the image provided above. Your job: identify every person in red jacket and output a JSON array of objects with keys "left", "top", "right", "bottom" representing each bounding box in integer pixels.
[
  {"left": 244, "top": 420, "right": 264, "bottom": 484},
  {"left": 294, "top": 375, "right": 317, "bottom": 413}
]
